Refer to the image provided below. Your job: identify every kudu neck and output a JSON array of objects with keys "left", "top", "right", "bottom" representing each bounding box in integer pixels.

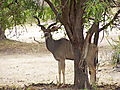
[{"left": 45, "top": 33, "right": 55, "bottom": 52}]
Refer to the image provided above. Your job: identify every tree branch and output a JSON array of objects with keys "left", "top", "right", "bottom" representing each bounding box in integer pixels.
[
  {"left": 44, "top": 0, "right": 62, "bottom": 22},
  {"left": 44, "top": 0, "right": 58, "bottom": 15},
  {"left": 99, "top": 9, "right": 120, "bottom": 32}
]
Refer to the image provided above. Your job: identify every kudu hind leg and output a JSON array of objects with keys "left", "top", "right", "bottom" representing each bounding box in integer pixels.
[{"left": 89, "top": 66, "right": 96, "bottom": 84}]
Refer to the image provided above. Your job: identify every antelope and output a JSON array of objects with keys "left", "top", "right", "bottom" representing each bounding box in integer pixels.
[
  {"left": 34, "top": 16, "right": 98, "bottom": 85},
  {"left": 34, "top": 16, "right": 74, "bottom": 85}
]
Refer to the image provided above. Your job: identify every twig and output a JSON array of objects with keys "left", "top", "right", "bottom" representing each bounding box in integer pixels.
[
  {"left": 99, "top": 9, "right": 120, "bottom": 32},
  {"left": 33, "top": 37, "right": 41, "bottom": 44}
]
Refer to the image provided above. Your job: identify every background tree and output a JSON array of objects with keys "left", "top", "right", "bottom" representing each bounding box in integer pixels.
[{"left": 0, "top": 0, "right": 41, "bottom": 40}]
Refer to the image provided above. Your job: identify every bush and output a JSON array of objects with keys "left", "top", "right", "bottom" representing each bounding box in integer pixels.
[{"left": 111, "top": 35, "right": 120, "bottom": 66}]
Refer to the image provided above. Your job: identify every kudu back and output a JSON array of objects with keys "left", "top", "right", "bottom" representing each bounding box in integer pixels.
[{"left": 34, "top": 16, "right": 97, "bottom": 85}]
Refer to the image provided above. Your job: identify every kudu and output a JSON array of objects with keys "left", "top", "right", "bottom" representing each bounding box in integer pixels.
[
  {"left": 34, "top": 16, "right": 98, "bottom": 85},
  {"left": 34, "top": 16, "right": 74, "bottom": 84}
]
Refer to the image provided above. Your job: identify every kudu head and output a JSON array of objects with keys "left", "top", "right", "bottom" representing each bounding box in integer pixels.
[{"left": 33, "top": 16, "right": 59, "bottom": 39}]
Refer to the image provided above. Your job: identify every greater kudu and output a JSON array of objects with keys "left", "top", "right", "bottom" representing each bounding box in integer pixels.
[
  {"left": 34, "top": 16, "right": 98, "bottom": 85},
  {"left": 34, "top": 16, "right": 74, "bottom": 84}
]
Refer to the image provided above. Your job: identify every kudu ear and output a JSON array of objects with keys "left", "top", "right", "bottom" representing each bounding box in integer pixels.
[
  {"left": 47, "top": 22, "right": 62, "bottom": 32},
  {"left": 33, "top": 16, "right": 46, "bottom": 31}
]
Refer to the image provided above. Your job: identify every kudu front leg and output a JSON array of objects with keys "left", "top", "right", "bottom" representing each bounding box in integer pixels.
[
  {"left": 61, "top": 60, "right": 65, "bottom": 85},
  {"left": 58, "top": 60, "right": 65, "bottom": 85},
  {"left": 58, "top": 61, "right": 61, "bottom": 84}
]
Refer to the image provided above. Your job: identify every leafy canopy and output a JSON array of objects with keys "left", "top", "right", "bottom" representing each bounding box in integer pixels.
[
  {"left": 0, "top": 0, "right": 119, "bottom": 31},
  {"left": 0, "top": 0, "right": 40, "bottom": 30}
]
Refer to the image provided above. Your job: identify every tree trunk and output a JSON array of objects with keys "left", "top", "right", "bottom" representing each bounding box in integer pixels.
[
  {"left": 0, "top": 25, "right": 6, "bottom": 40},
  {"left": 73, "top": 46, "right": 85, "bottom": 88},
  {"left": 93, "top": 23, "right": 99, "bottom": 69},
  {"left": 45, "top": 0, "right": 91, "bottom": 88},
  {"left": 73, "top": 42, "right": 91, "bottom": 89}
]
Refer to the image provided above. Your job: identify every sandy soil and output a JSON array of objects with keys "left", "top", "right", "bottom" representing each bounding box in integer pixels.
[
  {"left": 0, "top": 53, "right": 74, "bottom": 86},
  {"left": 0, "top": 25, "right": 120, "bottom": 88},
  {"left": 0, "top": 42, "right": 120, "bottom": 88},
  {"left": 0, "top": 41, "right": 74, "bottom": 87}
]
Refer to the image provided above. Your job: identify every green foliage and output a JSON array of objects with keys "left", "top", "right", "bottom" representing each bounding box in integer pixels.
[
  {"left": 0, "top": 0, "right": 61, "bottom": 31},
  {"left": 84, "top": 0, "right": 109, "bottom": 22},
  {"left": 112, "top": 51, "right": 120, "bottom": 65},
  {"left": 38, "top": 6, "right": 55, "bottom": 21},
  {"left": 51, "top": 0, "right": 61, "bottom": 8},
  {"left": 113, "top": 36, "right": 120, "bottom": 49},
  {"left": 0, "top": 0, "right": 117, "bottom": 33},
  {"left": 111, "top": 36, "right": 120, "bottom": 65},
  {"left": 37, "top": 0, "right": 61, "bottom": 21},
  {"left": 0, "top": 0, "right": 40, "bottom": 30}
]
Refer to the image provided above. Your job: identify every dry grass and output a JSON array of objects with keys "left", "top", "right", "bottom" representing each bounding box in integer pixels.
[{"left": 0, "top": 39, "right": 49, "bottom": 55}]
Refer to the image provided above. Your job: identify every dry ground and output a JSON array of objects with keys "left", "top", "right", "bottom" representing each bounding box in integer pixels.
[
  {"left": 0, "top": 24, "right": 120, "bottom": 89},
  {"left": 0, "top": 40, "right": 74, "bottom": 89},
  {"left": 0, "top": 39, "right": 120, "bottom": 90}
]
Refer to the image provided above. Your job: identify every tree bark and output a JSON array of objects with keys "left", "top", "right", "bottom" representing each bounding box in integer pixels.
[
  {"left": 93, "top": 23, "right": 99, "bottom": 67},
  {"left": 0, "top": 25, "right": 6, "bottom": 40},
  {"left": 73, "top": 43, "right": 91, "bottom": 89},
  {"left": 73, "top": 44, "right": 85, "bottom": 88}
]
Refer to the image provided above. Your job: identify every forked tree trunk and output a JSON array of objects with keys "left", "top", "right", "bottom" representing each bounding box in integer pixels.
[
  {"left": 44, "top": 0, "right": 94, "bottom": 89},
  {"left": 71, "top": 32, "right": 91, "bottom": 89},
  {"left": 73, "top": 44, "right": 91, "bottom": 89},
  {"left": 62, "top": 19, "right": 91, "bottom": 89},
  {"left": 73, "top": 45, "right": 84, "bottom": 88}
]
